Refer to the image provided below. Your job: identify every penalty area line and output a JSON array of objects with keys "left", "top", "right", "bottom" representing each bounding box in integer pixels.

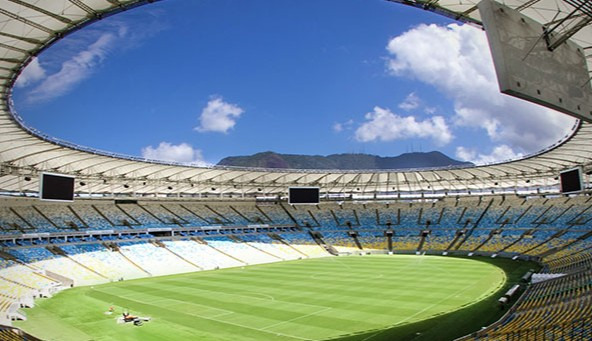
[
  {"left": 261, "top": 307, "right": 332, "bottom": 331},
  {"left": 201, "top": 313, "right": 314, "bottom": 341}
]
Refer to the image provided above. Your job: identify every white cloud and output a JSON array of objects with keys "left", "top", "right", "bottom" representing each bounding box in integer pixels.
[
  {"left": 333, "top": 119, "right": 353, "bottom": 133},
  {"left": 21, "top": 16, "right": 165, "bottom": 103},
  {"left": 27, "top": 33, "right": 115, "bottom": 103},
  {"left": 15, "top": 58, "right": 46, "bottom": 88},
  {"left": 195, "top": 96, "right": 244, "bottom": 133},
  {"left": 355, "top": 106, "right": 453, "bottom": 146},
  {"left": 386, "top": 23, "right": 576, "bottom": 153},
  {"left": 398, "top": 92, "right": 420, "bottom": 111},
  {"left": 333, "top": 122, "right": 344, "bottom": 132},
  {"left": 456, "top": 144, "right": 523, "bottom": 165},
  {"left": 141, "top": 142, "right": 209, "bottom": 166}
]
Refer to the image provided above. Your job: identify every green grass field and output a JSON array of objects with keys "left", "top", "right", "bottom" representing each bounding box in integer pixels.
[{"left": 16, "top": 255, "right": 517, "bottom": 341}]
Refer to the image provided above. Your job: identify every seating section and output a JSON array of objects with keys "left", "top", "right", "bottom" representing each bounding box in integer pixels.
[
  {"left": 69, "top": 205, "right": 113, "bottom": 230},
  {"left": 239, "top": 234, "right": 302, "bottom": 260},
  {"left": 203, "top": 236, "right": 278, "bottom": 265},
  {"left": 116, "top": 204, "right": 163, "bottom": 227},
  {"left": 358, "top": 231, "right": 388, "bottom": 250},
  {"left": 544, "top": 252, "right": 592, "bottom": 274},
  {"left": 1, "top": 195, "right": 588, "bottom": 259},
  {"left": 468, "top": 269, "right": 592, "bottom": 340},
  {"left": 322, "top": 232, "right": 359, "bottom": 253},
  {"left": 257, "top": 204, "right": 294, "bottom": 224},
  {"left": 422, "top": 230, "right": 456, "bottom": 251},
  {"left": 117, "top": 242, "right": 194, "bottom": 276},
  {"left": 0, "top": 327, "right": 41, "bottom": 341},
  {"left": 278, "top": 233, "right": 328, "bottom": 257},
  {"left": 392, "top": 230, "right": 421, "bottom": 251},
  {"left": 163, "top": 240, "right": 243, "bottom": 269}
]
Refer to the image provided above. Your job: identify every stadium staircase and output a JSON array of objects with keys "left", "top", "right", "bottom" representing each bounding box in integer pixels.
[
  {"left": 115, "top": 205, "right": 142, "bottom": 227},
  {"left": 472, "top": 229, "right": 502, "bottom": 252},
  {"left": 446, "top": 226, "right": 468, "bottom": 252},
  {"left": 0, "top": 251, "right": 17, "bottom": 262},
  {"left": 204, "top": 205, "right": 232, "bottom": 224},
  {"left": 152, "top": 241, "right": 203, "bottom": 270},
  {"left": 159, "top": 204, "right": 189, "bottom": 225},
  {"left": 454, "top": 199, "right": 494, "bottom": 250},
  {"left": 8, "top": 208, "right": 33, "bottom": 230},
  {"left": 67, "top": 206, "right": 89, "bottom": 228},
  {"left": 91, "top": 205, "right": 115, "bottom": 227},
  {"left": 538, "top": 230, "right": 592, "bottom": 258},
  {"left": 229, "top": 206, "right": 253, "bottom": 223},
  {"left": 46, "top": 246, "right": 109, "bottom": 280},
  {"left": 524, "top": 229, "right": 568, "bottom": 256},
  {"left": 151, "top": 240, "right": 166, "bottom": 248},
  {"left": 309, "top": 231, "right": 338, "bottom": 255},
  {"left": 352, "top": 234, "right": 363, "bottom": 250},
  {"left": 279, "top": 204, "right": 298, "bottom": 225},
  {"left": 230, "top": 236, "right": 283, "bottom": 260},
  {"left": 1, "top": 251, "right": 61, "bottom": 287},
  {"left": 195, "top": 238, "right": 248, "bottom": 265},
  {"left": 32, "top": 207, "right": 58, "bottom": 230},
  {"left": 138, "top": 205, "right": 166, "bottom": 224},
  {"left": 268, "top": 234, "right": 309, "bottom": 258},
  {"left": 107, "top": 247, "right": 151, "bottom": 276},
  {"left": 500, "top": 229, "right": 535, "bottom": 253},
  {"left": 178, "top": 204, "right": 209, "bottom": 224},
  {"left": 0, "top": 326, "right": 43, "bottom": 341},
  {"left": 386, "top": 232, "right": 393, "bottom": 252},
  {"left": 417, "top": 232, "right": 427, "bottom": 252},
  {"left": 418, "top": 219, "right": 433, "bottom": 252},
  {"left": 0, "top": 274, "right": 36, "bottom": 291},
  {"left": 255, "top": 206, "right": 274, "bottom": 223}
]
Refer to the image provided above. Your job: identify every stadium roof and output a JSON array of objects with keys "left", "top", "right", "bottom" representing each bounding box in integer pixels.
[{"left": 0, "top": 0, "right": 591, "bottom": 197}]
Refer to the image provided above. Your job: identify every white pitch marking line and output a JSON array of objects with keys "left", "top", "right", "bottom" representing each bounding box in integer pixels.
[
  {"left": 203, "top": 314, "right": 313, "bottom": 341},
  {"left": 209, "top": 311, "right": 235, "bottom": 319},
  {"left": 237, "top": 292, "right": 275, "bottom": 301},
  {"left": 261, "top": 307, "right": 332, "bottom": 331}
]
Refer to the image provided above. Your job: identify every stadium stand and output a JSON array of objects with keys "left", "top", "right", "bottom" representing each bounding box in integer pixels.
[
  {"left": 465, "top": 268, "right": 592, "bottom": 340},
  {"left": 1, "top": 196, "right": 590, "bottom": 331}
]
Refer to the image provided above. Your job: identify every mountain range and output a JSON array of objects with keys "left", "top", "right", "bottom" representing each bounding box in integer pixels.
[{"left": 217, "top": 151, "right": 473, "bottom": 170}]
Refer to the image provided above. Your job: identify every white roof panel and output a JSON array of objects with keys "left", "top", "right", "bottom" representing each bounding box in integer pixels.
[{"left": 0, "top": 0, "right": 590, "bottom": 196}]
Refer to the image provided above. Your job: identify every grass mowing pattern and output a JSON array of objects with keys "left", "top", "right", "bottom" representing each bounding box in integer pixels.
[{"left": 17, "top": 255, "right": 505, "bottom": 341}]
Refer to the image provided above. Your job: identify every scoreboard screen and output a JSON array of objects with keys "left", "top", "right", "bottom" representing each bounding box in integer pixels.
[
  {"left": 40, "top": 173, "right": 74, "bottom": 202},
  {"left": 289, "top": 187, "right": 319, "bottom": 204},
  {"left": 559, "top": 168, "right": 583, "bottom": 194}
]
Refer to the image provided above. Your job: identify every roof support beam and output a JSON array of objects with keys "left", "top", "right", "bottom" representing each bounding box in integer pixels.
[
  {"left": 0, "top": 58, "right": 22, "bottom": 64},
  {"left": 0, "top": 8, "right": 56, "bottom": 34},
  {"left": 106, "top": 0, "right": 123, "bottom": 6},
  {"left": 0, "top": 42, "right": 29, "bottom": 55},
  {"left": 0, "top": 31, "right": 43, "bottom": 45},
  {"left": 68, "top": 0, "right": 98, "bottom": 15},
  {"left": 516, "top": 0, "right": 541, "bottom": 12},
  {"left": 7, "top": 0, "right": 73, "bottom": 24}
]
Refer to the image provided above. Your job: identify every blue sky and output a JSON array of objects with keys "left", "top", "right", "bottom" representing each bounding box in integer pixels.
[{"left": 12, "top": 0, "right": 576, "bottom": 166}]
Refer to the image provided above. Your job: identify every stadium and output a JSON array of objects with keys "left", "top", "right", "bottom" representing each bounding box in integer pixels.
[{"left": 0, "top": 0, "right": 591, "bottom": 340}]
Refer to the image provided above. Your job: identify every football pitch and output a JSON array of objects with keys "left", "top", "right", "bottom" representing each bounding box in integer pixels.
[{"left": 17, "top": 255, "right": 512, "bottom": 341}]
